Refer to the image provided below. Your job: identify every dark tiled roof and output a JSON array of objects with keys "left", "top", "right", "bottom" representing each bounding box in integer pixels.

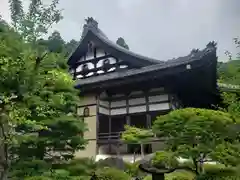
[
  {"left": 68, "top": 18, "right": 163, "bottom": 66},
  {"left": 91, "top": 26, "right": 162, "bottom": 64},
  {"left": 75, "top": 45, "right": 216, "bottom": 87}
]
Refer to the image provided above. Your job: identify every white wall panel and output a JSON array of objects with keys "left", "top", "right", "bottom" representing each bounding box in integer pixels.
[
  {"left": 129, "top": 91, "right": 143, "bottom": 96},
  {"left": 129, "top": 105, "right": 146, "bottom": 113},
  {"left": 110, "top": 108, "right": 127, "bottom": 115},
  {"left": 96, "top": 49, "right": 105, "bottom": 58},
  {"left": 149, "top": 103, "right": 170, "bottom": 111},
  {"left": 99, "top": 107, "right": 109, "bottom": 115},
  {"left": 129, "top": 98, "right": 145, "bottom": 105},
  {"left": 108, "top": 57, "right": 116, "bottom": 64},
  {"left": 111, "top": 100, "right": 126, "bottom": 108},
  {"left": 99, "top": 100, "right": 109, "bottom": 107},
  {"left": 149, "top": 94, "right": 169, "bottom": 103},
  {"left": 86, "top": 52, "right": 94, "bottom": 60}
]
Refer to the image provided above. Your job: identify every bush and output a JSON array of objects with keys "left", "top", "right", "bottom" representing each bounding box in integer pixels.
[
  {"left": 124, "top": 161, "right": 145, "bottom": 177},
  {"left": 143, "top": 176, "right": 152, "bottom": 180},
  {"left": 96, "top": 167, "right": 131, "bottom": 180},
  {"left": 196, "top": 164, "right": 240, "bottom": 180},
  {"left": 166, "top": 170, "right": 194, "bottom": 180},
  {"left": 143, "top": 171, "right": 194, "bottom": 180},
  {"left": 65, "top": 158, "right": 97, "bottom": 176},
  {"left": 96, "top": 157, "right": 126, "bottom": 170}
]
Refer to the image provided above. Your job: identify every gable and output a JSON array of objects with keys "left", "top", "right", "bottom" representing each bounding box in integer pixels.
[
  {"left": 68, "top": 18, "right": 162, "bottom": 80},
  {"left": 71, "top": 40, "right": 130, "bottom": 79}
]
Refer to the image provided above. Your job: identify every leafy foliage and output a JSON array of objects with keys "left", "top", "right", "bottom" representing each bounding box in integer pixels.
[
  {"left": 122, "top": 108, "right": 240, "bottom": 179},
  {"left": 95, "top": 167, "right": 131, "bottom": 180},
  {"left": 152, "top": 151, "right": 178, "bottom": 170},
  {"left": 9, "top": 0, "right": 63, "bottom": 42},
  {"left": 0, "top": 2, "right": 86, "bottom": 179},
  {"left": 152, "top": 108, "right": 239, "bottom": 174},
  {"left": 122, "top": 125, "right": 153, "bottom": 143}
]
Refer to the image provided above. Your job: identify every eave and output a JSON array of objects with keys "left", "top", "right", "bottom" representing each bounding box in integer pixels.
[
  {"left": 68, "top": 28, "right": 162, "bottom": 68},
  {"left": 75, "top": 44, "right": 217, "bottom": 91}
]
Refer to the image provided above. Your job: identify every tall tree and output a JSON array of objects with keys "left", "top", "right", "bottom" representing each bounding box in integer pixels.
[
  {"left": 122, "top": 108, "right": 240, "bottom": 178},
  {"left": 8, "top": 0, "right": 24, "bottom": 27},
  {"left": 8, "top": 0, "right": 63, "bottom": 42},
  {"left": 65, "top": 39, "right": 79, "bottom": 56},
  {"left": 0, "top": 21, "right": 87, "bottom": 180},
  {"left": 0, "top": 2, "right": 86, "bottom": 179},
  {"left": 38, "top": 30, "right": 66, "bottom": 53}
]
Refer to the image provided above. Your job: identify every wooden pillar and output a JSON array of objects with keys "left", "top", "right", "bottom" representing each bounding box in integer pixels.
[
  {"left": 96, "top": 95, "right": 100, "bottom": 155},
  {"left": 145, "top": 90, "right": 151, "bottom": 128},
  {"left": 73, "top": 66, "right": 77, "bottom": 80},
  {"left": 126, "top": 115, "right": 131, "bottom": 159},
  {"left": 108, "top": 115, "right": 112, "bottom": 153},
  {"left": 126, "top": 115, "right": 130, "bottom": 125},
  {"left": 116, "top": 143, "right": 121, "bottom": 168},
  {"left": 140, "top": 144, "right": 144, "bottom": 159},
  {"left": 108, "top": 116, "right": 111, "bottom": 139},
  {"left": 146, "top": 114, "right": 151, "bottom": 128}
]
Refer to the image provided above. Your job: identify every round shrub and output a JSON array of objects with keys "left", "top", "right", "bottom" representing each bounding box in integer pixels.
[{"left": 96, "top": 167, "right": 131, "bottom": 180}]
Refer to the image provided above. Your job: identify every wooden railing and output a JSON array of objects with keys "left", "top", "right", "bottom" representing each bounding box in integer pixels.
[
  {"left": 218, "top": 83, "right": 240, "bottom": 90},
  {"left": 98, "top": 132, "right": 123, "bottom": 141},
  {"left": 97, "top": 131, "right": 165, "bottom": 144}
]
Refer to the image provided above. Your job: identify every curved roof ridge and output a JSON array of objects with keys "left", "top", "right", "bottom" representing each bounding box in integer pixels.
[
  {"left": 91, "top": 27, "right": 163, "bottom": 64},
  {"left": 75, "top": 44, "right": 216, "bottom": 87}
]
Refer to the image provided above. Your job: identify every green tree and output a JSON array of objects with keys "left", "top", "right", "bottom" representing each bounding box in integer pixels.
[
  {"left": 95, "top": 167, "right": 131, "bottom": 180},
  {"left": 218, "top": 59, "right": 240, "bottom": 118},
  {"left": 153, "top": 109, "right": 240, "bottom": 174},
  {"left": 122, "top": 108, "right": 240, "bottom": 178},
  {"left": 65, "top": 39, "right": 79, "bottom": 55},
  {"left": 9, "top": 0, "right": 63, "bottom": 42},
  {"left": 122, "top": 125, "right": 153, "bottom": 159},
  {"left": 38, "top": 31, "right": 66, "bottom": 53},
  {"left": 0, "top": 23, "right": 87, "bottom": 179},
  {"left": 0, "top": 3, "right": 86, "bottom": 179}
]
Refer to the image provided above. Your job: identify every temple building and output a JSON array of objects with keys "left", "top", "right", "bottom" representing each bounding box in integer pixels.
[{"left": 68, "top": 17, "right": 219, "bottom": 162}]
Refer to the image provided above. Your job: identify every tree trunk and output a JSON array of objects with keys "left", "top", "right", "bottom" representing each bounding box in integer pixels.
[
  {"left": 0, "top": 170, "right": 8, "bottom": 180},
  {"left": 152, "top": 173, "right": 164, "bottom": 180},
  {"left": 0, "top": 125, "right": 8, "bottom": 180},
  {"left": 140, "top": 144, "right": 144, "bottom": 159},
  {"left": 133, "top": 151, "right": 136, "bottom": 163}
]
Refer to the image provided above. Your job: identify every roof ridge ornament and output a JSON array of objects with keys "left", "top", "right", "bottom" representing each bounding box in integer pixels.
[
  {"left": 81, "top": 17, "right": 99, "bottom": 39},
  {"left": 191, "top": 48, "right": 199, "bottom": 54},
  {"left": 84, "top": 17, "right": 98, "bottom": 29},
  {"left": 206, "top": 41, "right": 217, "bottom": 49}
]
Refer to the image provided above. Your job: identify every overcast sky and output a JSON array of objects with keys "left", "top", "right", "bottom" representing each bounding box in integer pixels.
[{"left": 1, "top": 0, "right": 239, "bottom": 61}]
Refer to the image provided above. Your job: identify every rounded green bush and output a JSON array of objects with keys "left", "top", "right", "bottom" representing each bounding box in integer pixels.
[{"left": 96, "top": 167, "right": 131, "bottom": 180}]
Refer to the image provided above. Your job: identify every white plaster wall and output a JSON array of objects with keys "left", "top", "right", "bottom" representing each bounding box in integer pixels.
[
  {"left": 99, "top": 100, "right": 109, "bottom": 107},
  {"left": 149, "top": 103, "right": 170, "bottom": 111},
  {"left": 96, "top": 49, "right": 105, "bottom": 58},
  {"left": 79, "top": 95, "right": 96, "bottom": 106},
  {"left": 85, "top": 52, "right": 94, "bottom": 60},
  {"left": 111, "top": 100, "right": 126, "bottom": 108},
  {"left": 75, "top": 140, "right": 96, "bottom": 158},
  {"left": 149, "top": 94, "right": 169, "bottom": 103},
  {"left": 110, "top": 108, "right": 127, "bottom": 115},
  {"left": 129, "top": 97, "right": 145, "bottom": 105},
  {"left": 99, "top": 107, "right": 109, "bottom": 115},
  {"left": 129, "top": 105, "right": 146, "bottom": 113}
]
